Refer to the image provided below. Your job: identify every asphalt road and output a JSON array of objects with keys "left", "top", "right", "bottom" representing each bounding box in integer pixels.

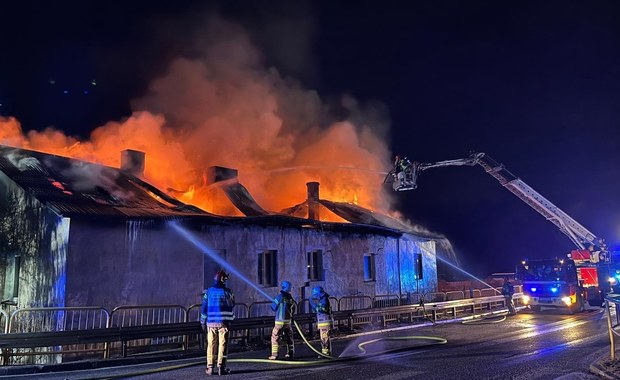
[{"left": 4, "top": 308, "right": 611, "bottom": 380}]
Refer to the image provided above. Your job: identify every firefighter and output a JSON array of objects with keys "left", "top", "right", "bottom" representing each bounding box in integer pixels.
[
  {"left": 309, "top": 286, "right": 333, "bottom": 358},
  {"left": 502, "top": 277, "right": 517, "bottom": 316},
  {"left": 200, "top": 270, "right": 235, "bottom": 376},
  {"left": 394, "top": 155, "right": 402, "bottom": 170},
  {"left": 394, "top": 155, "right": 412, "bottom": 185},
  {"left": 269, "top": 280, "right": 296, "bottom": 360},
  {"left": 394, "top": 155, "right": 411, "bottom": 173}
]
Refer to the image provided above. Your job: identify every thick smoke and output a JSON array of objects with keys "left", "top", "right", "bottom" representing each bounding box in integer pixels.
[{"left": 0, "top": 18, "right": 393, "bottom": 216}]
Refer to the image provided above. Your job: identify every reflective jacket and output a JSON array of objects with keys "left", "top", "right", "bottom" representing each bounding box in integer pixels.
[
  {"left": 272, "top": 290, "right": 295, "bottom": 325},
  {"left": 200, "top": 283, "right": 235, "bottom": 327},
  {"left": 309, "top": 291, "right": 333, "bottom": 328}
]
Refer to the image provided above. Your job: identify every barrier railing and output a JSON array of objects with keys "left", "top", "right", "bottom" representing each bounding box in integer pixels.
[
  {"left": 3, "top": 307, "right": 110, "bottom": 365},
  {"left": 339, "top": 296, "right": 372, "bottom": 311},
  {"left": 400, "top": 292, "right": 423, "bottom": 305},
  {"left": 248, "top": 301, "right": 273, "bottom": 317},
  {"left": 445, "top": 291, "right": 464, "bottom": 301},
  {"left": 0, "top": 289, "right": 521, "bottom": 365},
  {"left": 108, "top": 305, "right": 187, "bottom": 356},
  {"left": 339, "top": 296, "right": 373, "bottom": 329},
  {"left": 604, "top": 295, "right": 620, "bottom": 360},
  {"left": 373, "top": 294, "right": 401, "bottom": 324},
  {"left": 480, "top": 288, "right": 498, "bottom": 297}
]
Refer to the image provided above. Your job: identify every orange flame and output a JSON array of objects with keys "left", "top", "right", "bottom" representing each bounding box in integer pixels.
[{"left": 0, "top": 26, "right": 395, "bottom": 222}]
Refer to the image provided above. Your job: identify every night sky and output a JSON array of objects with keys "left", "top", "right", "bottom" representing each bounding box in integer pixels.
[{"left": 2, "top": 1, "right": 619, "bottom": 277}]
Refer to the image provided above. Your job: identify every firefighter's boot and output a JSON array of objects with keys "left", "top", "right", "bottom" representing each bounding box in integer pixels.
[{"left": 217, "top": 366, "right": 231, "bottom": 375}]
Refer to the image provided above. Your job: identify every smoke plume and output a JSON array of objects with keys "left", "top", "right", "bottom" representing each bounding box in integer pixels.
[{"left": 0, "top": 18, "right": 393, "bottom": 218}]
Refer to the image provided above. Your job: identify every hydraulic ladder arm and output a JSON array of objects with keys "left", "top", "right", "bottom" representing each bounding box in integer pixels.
[{"left": 391, "top": 152, "right": 607, "bottom": 255}]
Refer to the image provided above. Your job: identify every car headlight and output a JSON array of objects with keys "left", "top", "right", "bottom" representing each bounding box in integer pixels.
[{"left": 522, "top": 295, "right": 530, "bottom": 304}]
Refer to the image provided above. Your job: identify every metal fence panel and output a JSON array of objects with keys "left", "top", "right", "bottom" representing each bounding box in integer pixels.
[
  {"left": 109, "top": 305, "right": 187, "bottom": 327},
  {"left": 480, "top": 288, "right": 497, "bottom": 297},
  {"left": 338, "top": 296, "right": 372, "bottom": 311},
  {"left": 339, "top": 296, "right": 373, "bottom": 328},
  {"left": 6, "top": 307, "right": 110, "bottom": 365},
  {"left": 108, "top": 305, "right": 187, "bottom": 353},
  {"left": 248, "top": 302, "right": 273, "bottom": 317},
  {"left": 373, "top": 294, "right": 400, "bottom": 308},
  {"left": 8, "top": 307, "right": 109, "bottom": 333},
  {"left": 445, "top": 291, "right": 464, "bottom": 301},
  {"left": 429, "top": 292, "right": 446, "bottom": 302}
]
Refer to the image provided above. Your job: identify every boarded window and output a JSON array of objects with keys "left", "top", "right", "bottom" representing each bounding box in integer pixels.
[
  {"left": 307, "top": 250, "right": 324, "bottom": 281},
  {"left": 203, "top": 250, "right": 226, "bottom": 289},
  {"left": 258, "top": 250, "right": 278, "bottom": 287},
  {"left": 364, "top": 254, "right": 376, "bottom": 282}
]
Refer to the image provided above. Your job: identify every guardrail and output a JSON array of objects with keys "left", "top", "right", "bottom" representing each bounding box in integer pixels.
[
  {"left": 0, "top": 291, "right": 521, "bottom": 365},
  {"left": 108, "top": 305, "right": 188, "bottom": 356},
  {"left": 4, "top": 307, "right": 110, "bottom": 365},
  {"left": 604, "top": 295, "right": 620, "bottom": 360}
]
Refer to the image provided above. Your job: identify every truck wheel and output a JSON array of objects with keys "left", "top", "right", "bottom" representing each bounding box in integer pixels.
[{"left": 530, "top": 305, "right": 541, "bottom": 312}]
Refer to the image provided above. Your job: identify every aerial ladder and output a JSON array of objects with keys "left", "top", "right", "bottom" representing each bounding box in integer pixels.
[
  {"left": 387, "top": 152, "right": 612, "bottom": 304},
  {"left": 388, "top": 152, "right": 608, "bottom": 257}
]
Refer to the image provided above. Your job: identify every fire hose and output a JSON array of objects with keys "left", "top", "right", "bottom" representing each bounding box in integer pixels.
[
  {"left": 78, "top": 319, "right": 447, "bottom": 380},
  {"left": 461, "top": 313, "right": 507, "bottom": 325}
]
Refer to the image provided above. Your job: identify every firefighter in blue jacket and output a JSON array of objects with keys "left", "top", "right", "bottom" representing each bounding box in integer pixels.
[
  {"left": 502, "top": 277, "right": 517, "bottom": 316},
  {"left": 309, "top": 286, "right": 333, "bottom": 358},
  {"left": 200, "top": 270, "right": 235, "bottom": 375},
  {"left": 269, "top": 280, "right": 296, "bottom": 360}
]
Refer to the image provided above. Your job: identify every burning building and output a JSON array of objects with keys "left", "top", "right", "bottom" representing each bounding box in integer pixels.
[{"left": 0, "top": 145, "right": 438, "bottom": 310}]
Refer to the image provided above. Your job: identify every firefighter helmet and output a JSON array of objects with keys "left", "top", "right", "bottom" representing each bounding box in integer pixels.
[
  {"left": 281, "top": 281, "right": 292, "bottom": 292},
  {"left": 312, "top": 286, "right": 323, "bottom": 296},
  {"left": 214, "top": 270, "right": 229, "bottom": 284}
]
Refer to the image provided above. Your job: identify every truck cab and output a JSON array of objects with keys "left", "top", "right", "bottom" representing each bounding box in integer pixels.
[{"left": 517, "top": 258, "right": 586, "bottom": 313}]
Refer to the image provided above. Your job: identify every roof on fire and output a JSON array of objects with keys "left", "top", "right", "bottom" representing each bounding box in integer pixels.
[
  {"left": 0, "top": 145, "right": 435, "bottom": 238},
  {"left": 0, "top": 145, "right": 208, "bottom": 219}
]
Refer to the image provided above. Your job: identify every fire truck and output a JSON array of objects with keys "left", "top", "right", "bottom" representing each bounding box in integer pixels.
[
  {"left": 516, "top": 257, "right": 585, "bottom": 312},
  {"left": 387, "top": 152, "right": 611, "bottom": 309}
]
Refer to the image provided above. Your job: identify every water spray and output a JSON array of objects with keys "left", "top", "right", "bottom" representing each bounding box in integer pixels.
[
  {"left": 419, "top": 244, "right": 500, "bottom": 294},
  {"left": 418, "top": 245, "right": 509, "bottom": 323},
  {"left": 263, "top": 165, "right": 389, "bottom": 176},
  {"left": 162, "top": 220, "right": 448, "bottom": 374},
  {"left": 169, "top": 220, "right": 334, "bottom": 356},
  {"left": 168, "top": 220, "right": 273, "bottom": 301}
]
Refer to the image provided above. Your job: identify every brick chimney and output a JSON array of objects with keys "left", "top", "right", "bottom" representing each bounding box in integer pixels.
[
  {"left": 307, "top": 182, "right": 320, "bottom": 220},
  {"left": 206, "top": 166, "right": 238, "bottom": 185},
  {"left": 121, "top": 149, "right": 145, "bottom": 178}
]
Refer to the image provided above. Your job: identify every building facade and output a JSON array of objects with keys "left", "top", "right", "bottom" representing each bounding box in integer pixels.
[{"left": 0, "top": 145, "right": 437, "bottom": 312}]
